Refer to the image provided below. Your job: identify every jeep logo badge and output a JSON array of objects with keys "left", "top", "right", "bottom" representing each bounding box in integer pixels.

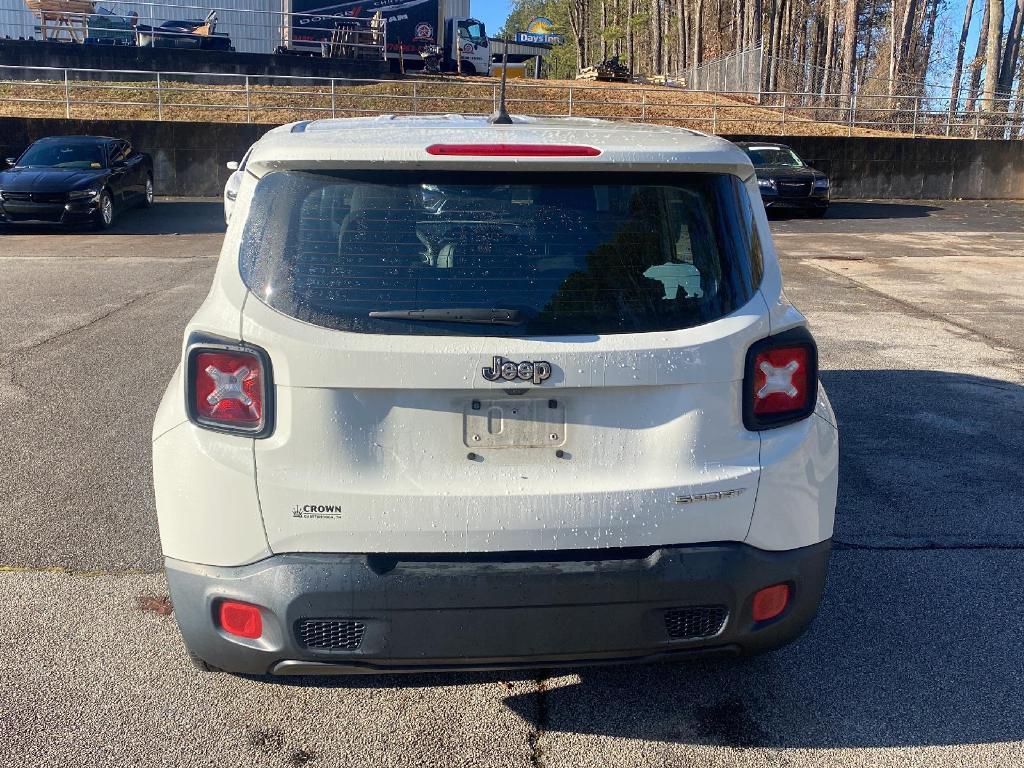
[{"left": 482, "top": 356, "right": 552, "bottom": 385}]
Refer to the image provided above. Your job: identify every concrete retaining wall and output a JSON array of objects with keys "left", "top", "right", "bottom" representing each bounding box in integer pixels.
[
  {"left": 0, "top": 117, "right": 268, "bottom": 196},
  {"left": 726, "top": 134, "right": 1024, "bottom": 200},
  {"left": 1, "top": 116, "right": 1022, "bottom": 199},
  {"left": 0, "top": 39, "right": 390, "bottom": 82}
]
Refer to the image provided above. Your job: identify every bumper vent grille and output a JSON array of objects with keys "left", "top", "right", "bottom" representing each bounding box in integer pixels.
[
  {"left": 297, "top": 619, "right": 366, "bottom": 650},
  {"left": 664, "top": 606, "right": 728, "bottom": 640},
  {"left": 778, "top": 181, "right": 812, "bottom": 197},
  {"left": 32, "top": 192, "right": 69, "bottom": 204}
]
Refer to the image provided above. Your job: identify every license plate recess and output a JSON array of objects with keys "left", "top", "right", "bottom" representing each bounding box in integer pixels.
[{"left": 463, "top": 398, "right": 566, "bottom": 448}]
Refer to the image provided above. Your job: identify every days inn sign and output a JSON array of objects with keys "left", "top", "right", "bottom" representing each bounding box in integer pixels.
[{"left": 515, "top": 17, "right": 564, "bottom": 44}]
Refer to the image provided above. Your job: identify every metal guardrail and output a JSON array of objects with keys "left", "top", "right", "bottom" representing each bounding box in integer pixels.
[{"left": 0, "top": 64, "right": 1021, "bottom": 139}]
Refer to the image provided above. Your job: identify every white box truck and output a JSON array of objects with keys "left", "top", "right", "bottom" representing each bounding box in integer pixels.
[{"left": 284, "top": 0, "right": 491, "bottom": 74}]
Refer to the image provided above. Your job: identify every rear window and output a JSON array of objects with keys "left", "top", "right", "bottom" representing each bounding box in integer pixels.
[{"left": 239, "top": 171, "right": 763, "bottom": 337}]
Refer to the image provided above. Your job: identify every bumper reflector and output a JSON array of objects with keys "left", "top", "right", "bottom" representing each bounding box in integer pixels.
[
  {"left": 752, "top": 583, "right": 790, "bottom": 622},
  {"left": 218, "top": 600, "right": 263, "bottom": 639}
]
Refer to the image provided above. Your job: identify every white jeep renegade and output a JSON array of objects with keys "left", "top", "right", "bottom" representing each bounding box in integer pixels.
[{"left": 152, "top": 115, "right": 839, "bottom": 675}]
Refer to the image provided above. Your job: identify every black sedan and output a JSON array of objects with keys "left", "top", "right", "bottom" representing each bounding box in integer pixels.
[
  {"left": 735, "top": 142, "right": 829, "bottom": 217},
  {"left": 0, "top": 136, "right": 153, "bottom": 229}
]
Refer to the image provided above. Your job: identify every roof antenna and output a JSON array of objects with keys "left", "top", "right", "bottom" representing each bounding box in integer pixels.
[{"left": 489, "top": 35, "right": 513, "bottom": 125}]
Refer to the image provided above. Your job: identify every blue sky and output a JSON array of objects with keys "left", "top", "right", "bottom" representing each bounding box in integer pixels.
[{"left": 473, "top": 0, "right": 513, "bottom": 36}]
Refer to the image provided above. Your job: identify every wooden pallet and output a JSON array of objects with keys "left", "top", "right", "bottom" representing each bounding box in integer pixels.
[{"left": 577, "top": 65, "right": 631, "bottom": 83}]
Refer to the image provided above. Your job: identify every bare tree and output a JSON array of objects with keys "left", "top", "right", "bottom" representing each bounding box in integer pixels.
[
  {"left": 890, "top": 0, "right": 918, "bottom": 91},
  {"left": 998, "top": 0, "right": 1024, "bottom": 96},
  {"left": 693, "top": 0, "right": 704, "bottom": 64},
  {"left": 948, "top": 0, "right": 976, "bottom": 124},
  {"left": 859, "top": 0, "right": 879, "bottom": 84},
  {"left": 839, "top": 0, "right": 859, "bottom": 104},
  {"left": 677, "top": 0, "right": 688, "bottom": 68},
  {"left": 601, "top": 0, "right": 608, "bottom": 59},
  {"left": 651, "top": 0, "right": 663, "bottom": 70},
  {"left": 807, "top": 12, "right": 821, "bottom": 91},
  {"left": 917, "top": 0, "right": 939, "bottom": 81},
  {"left": 661, "top": 0, "right": 671, "bottom": 71},
  {"left": 735, "top": 0, "right": 746, "bottom": 49},
  {"left": 622, "top": 0, "right": 630, "bottom": 72},
  {"left": 966, "top": 0, "right": 989, "bottom": 112},
  {"left": 980, "top": 0, "right": 1004, "bottom": 112},
  {"left": 613, "top": 0, "right": 620, "bottom": 55},
  {"left": 821, "top": 0, "right": 838, "bottom": 94},
  {"left": 567, "top": 0, "right": 591, "bottom": 71}
]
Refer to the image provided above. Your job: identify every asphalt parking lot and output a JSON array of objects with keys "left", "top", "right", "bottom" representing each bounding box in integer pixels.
[{"left": 1, "top": 199, "right": 1023, "bottom": 767}]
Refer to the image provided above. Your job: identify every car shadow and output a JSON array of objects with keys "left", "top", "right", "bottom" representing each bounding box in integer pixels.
[
  {"left": 0, "top": 199, "right": 225, "bottom": 236},
  {"left": 768, "top": 201, "right": 944, "bottom": 220},
  {"left": 264, "top": 370, "right": 1024, "bottom": 751},
  {"left": 498, "top": 369, "right": 1024, "bottom": 749}
]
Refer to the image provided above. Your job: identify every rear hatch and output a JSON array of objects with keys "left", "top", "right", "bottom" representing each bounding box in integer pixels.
[{"left": 239, "top": 167, "right": 768, "bottom": 553}]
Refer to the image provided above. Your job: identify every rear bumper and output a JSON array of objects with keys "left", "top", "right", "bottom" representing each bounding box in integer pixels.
[{"left": 166, "top": 540, "right": 831, "bottom": 676}]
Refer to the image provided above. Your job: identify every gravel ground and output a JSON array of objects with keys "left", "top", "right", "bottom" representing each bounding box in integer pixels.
[{"left": 1, "top": 198, "right": 1022, "bottom": 767}]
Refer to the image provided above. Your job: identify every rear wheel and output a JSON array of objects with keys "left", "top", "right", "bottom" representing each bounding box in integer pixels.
[
  {"left": 93, "top": 189, "right": 114, "bottom": 230},
  {"left": 141, "top": 175, "right": 154, "bottom": 208}
]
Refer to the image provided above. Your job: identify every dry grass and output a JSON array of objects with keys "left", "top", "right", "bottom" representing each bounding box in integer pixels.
[{"left": 0, "top": 73, "right": 906, "bottom": 137}]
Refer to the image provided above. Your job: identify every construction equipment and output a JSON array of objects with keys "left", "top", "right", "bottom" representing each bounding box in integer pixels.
[{"left": 577, "top": 56, "right": 630, "bottom": 82}]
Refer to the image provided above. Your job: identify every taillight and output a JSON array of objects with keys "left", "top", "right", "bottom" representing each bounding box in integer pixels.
[
  {"left": 751, "top": 583, "right": 790, "bottom": 622},
  {"left": 743, "top": 327, "right": 818, "bottom": 430},
  {"left": 425, "top": 143, "right": 602, "bottom": 157},
  {"left": 218, "top": 600, "right": 263, "bottom": 639},
  {"left": 185, "top": 338, "right": 273, "bottom": 437}
]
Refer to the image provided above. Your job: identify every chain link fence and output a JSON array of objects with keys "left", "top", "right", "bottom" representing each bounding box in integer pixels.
[
  {"left": 682, "top": 47, "right": 764, "bottom": 94},
  {"left": 681, "top": 46, "right": 1024, "bottom": 140}
]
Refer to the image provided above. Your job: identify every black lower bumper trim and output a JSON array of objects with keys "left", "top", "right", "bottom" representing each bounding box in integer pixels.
[
  {"left": 1, "top": 203, "right": 99, "bottom": 225},
  {"left": 270, "top": 645, "right": 743, "bottom": 675},
  {"left": 166, "top": 540, "right": 831, "bottom": 676},
  {"left": 764, "top": 199, "right": 829, "bottom": 209}
]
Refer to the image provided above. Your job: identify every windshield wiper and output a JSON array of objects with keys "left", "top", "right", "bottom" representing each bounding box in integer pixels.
[{"left": 368, "top": 307, "right": 525, "bottom": 325}]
